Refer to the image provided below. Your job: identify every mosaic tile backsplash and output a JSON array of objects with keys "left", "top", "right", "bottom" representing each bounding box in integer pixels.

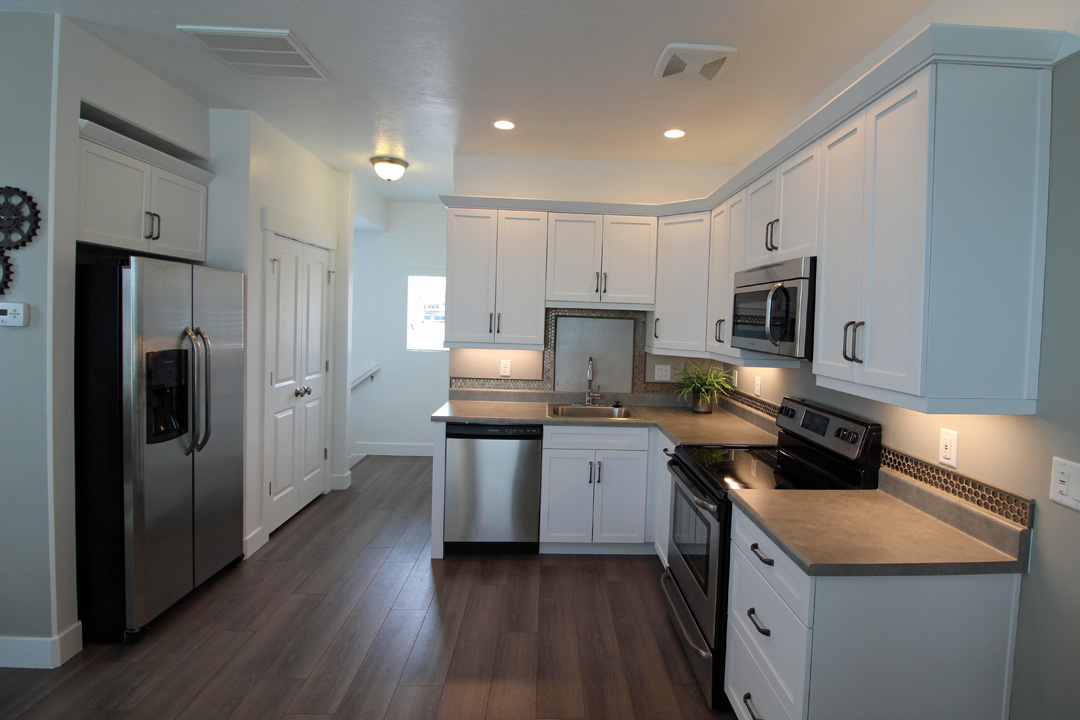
[{"left": 451, "top": 310, "right": 1033, "bottom": 528}]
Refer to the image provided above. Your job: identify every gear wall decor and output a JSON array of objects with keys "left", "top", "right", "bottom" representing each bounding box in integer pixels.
[{"left": 0, "top": 187, "right": 42, "bottom": 294}]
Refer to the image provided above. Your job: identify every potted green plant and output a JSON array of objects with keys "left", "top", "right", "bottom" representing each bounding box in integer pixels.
[{"left": 674, "top": 360, "right": 733, "bottom": 414}]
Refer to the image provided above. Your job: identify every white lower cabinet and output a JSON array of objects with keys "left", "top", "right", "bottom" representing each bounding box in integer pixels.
[
  {"left": 540, "top": 426, "right": 648, "bottom": 544},
  {"left": 646, "top": 428, "right": 676, "bottom": 563},
  {"left": 726, "top": 507, "right": 1021, "bottom": 720}
]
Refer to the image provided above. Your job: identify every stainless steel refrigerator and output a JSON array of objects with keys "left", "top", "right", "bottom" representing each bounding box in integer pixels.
[{"left": 75, "top": 252, "right": 244, "bottom": 642}]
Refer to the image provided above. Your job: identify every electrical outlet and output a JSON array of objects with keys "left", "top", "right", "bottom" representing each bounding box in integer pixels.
[
  {"left": 754, "top": 376, "right": 761, "bottom": 397},
  {"left": 939, "top": 428, "right": 958, "bottom": 468},
  {"left": 655, "top": 364, "right": 671, "bottom": 381},
  {"left": 731, "top": 369, "right": 738, "bottom": 388},
  {"left": 1050, "top": 457, "right": 1080, "bottom": 512},
  {"left": 499, "top": 359, "right": 511, "bottom": 377}
]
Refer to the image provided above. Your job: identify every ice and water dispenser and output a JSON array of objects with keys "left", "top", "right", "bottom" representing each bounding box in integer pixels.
[{"left": 145, "top": 349, "right": 187, "bottom": 443}]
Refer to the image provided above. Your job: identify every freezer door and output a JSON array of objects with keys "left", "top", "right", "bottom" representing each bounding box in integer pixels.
[
  {"left": 124, "top": 257, "right": 195, "bottom": 629},
  {"left": 192, "top": 265, "right": 245, "bottom": 585}
]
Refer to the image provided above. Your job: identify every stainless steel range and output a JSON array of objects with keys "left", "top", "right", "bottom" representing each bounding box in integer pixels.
[{"left": 661, "top": 397, "right": 882, "bottom": 709}]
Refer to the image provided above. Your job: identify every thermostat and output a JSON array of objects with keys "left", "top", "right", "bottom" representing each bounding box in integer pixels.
[{"left": 0, "top": 302, "right": 30, "bottom": 326}]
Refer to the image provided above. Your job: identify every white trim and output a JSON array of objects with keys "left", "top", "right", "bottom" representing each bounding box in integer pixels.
[
  {"left": 539, "top": 542, "right": 654, "bottom": 555},
  {"left": 78, "top": 120, "right": 215, "bottom": 185},
  {"left": 243, "top": 526, "right": 268, "bottom": 558},
  {"left": 261, "top": 207, "right": 336, "bottom": 250},
  {"left": 0, "top": 622, "right": 82, "bottom": 669},
  {"left": 349, "top": 452, "right": 367, "bottom": 468},
  {"left": 354, "top": 441, "right": 433, "bottom": 457},
  {"left": 331, "top": 470, "right": 352, "bottom": 491}
]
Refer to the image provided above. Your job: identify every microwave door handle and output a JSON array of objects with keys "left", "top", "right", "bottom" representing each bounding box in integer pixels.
[{"left": 764, "top": 283, "right": 782, "bottom": 346}]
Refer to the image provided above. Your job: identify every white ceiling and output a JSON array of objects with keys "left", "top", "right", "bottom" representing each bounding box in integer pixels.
[{"left": 0, "top": 0, "right": 936, "bottom": 202}]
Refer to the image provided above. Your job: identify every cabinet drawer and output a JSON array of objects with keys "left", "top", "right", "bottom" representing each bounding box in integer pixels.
[
  {"left": 726, "top": 619, "right": 790, "bottom": 720},
  {"left": 730, "top": 542, "right": 811, "bottom": 718},
  {"left": 732, "top": 506, "right": 814, "bottom": 625},
  {"left": 543, "top": 425, "right": 648, "bottom": 451}
]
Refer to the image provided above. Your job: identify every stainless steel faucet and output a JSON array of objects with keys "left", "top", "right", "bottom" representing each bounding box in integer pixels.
[{"left": 585, "top": 356, "right": 601, "bottom": 405}]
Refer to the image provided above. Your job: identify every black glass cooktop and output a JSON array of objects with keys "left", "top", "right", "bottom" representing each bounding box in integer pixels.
[{"left": 677, "top": 444, "right": 856, "bottom": 493}]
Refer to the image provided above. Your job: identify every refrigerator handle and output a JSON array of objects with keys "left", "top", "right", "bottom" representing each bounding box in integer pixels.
[
  {"left": 194, "top": 327, "right": 212, "bottom": 452},
  {"left": 183, "top": 327, "right": 201, "bottom": 456}
]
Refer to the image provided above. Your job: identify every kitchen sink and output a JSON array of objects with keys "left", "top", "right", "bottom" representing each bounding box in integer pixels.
[{"left": 547, "top": 404, "right": 635, "bottom": 419}]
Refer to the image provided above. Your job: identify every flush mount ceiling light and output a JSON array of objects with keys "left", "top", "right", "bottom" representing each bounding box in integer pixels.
[
  {"left": 664, "top": 129, "right": 686, "bottom": 139},
  {"left": 370, "top": 156, "right": 408, "bottom": 182},
  {"left": 493, "top": 120, "right": 516, "bottom": 130},
  {"left": 654, "top": 43, "right": 738, "bottom": 83}
]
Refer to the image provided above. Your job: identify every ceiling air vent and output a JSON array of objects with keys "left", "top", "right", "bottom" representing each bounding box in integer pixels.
[
  {"left": 654, "top": 44, "right": 737, "bottom": 83},
  {"left": 178, "top": 26, "right": 330, "bottom": 81}
]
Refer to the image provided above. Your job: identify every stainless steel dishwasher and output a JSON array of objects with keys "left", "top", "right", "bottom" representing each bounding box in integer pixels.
[{"left": 444, "top": 423, "right": 542, "bottom": 551}]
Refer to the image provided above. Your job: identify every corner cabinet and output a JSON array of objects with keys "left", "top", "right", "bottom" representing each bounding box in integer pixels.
[
  {"left": 546, "top": 213, "right": 657, "bottom": 306},
  {"left": 813, "top": 63, "right": 1050, "bottom": 413},
  {"left": 647, "top": 211, "right": 711, "bottom": 355},
  {"left": 444, "top": 208, "right": 548, "bottom": 349},
  {"left": 540, "top": 426, "right": 649, "bottom": 544},
  {"left": 727, "top": 507, "right": 1020, "bottom": 720},
  {"left": 77, "top": 139, "right": 209, "bottom": 262}
]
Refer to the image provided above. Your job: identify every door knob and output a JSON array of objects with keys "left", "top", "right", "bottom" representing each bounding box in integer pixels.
[
  {"left": 294, "top": 387, "right": 303, "bottom": 397},
  {"left": 304, "top": 386, "right": 313, "bottom": 396}
]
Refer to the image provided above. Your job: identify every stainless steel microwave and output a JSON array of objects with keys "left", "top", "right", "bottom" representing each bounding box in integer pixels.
[{"left": 731, "top": 256, "right": 815, "bottom": 359}]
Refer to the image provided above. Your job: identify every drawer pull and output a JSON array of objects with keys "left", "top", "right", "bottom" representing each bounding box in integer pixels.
[
  {"left": 747, "top": 607, "right": 771, "bottom": 637},
  {"left": 750, "top": 542, "right": 775, "bottom": 566},
  {"left": 742, "top": 692, "right": 765, "bottom": 720}
]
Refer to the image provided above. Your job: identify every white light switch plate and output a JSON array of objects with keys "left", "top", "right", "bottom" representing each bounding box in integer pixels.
[{"left": 1050, "top": 457, "right": 1080, "bottom": 512}]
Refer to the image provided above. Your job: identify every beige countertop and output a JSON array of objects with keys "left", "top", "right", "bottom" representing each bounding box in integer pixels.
[
  {"left": 431, "top": 399, "right": 1027, "bottom": 576},
  {"left": 730, "top": 490, "right": 1026, "bottom": 576},
  {"left": 430, "top": 400, "right": 778, "bottom": 445}
]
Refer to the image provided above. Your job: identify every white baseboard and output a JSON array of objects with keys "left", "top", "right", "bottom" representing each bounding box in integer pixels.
[
  {"left": 331, "top": 470, "right": 352, "bottom": 490},
  {"left": 354, "top": 442, "right": 433, "bottom": 457},
  {"left": 0, "top": 621, "right": 82, "bottom": 669},
  {"left": 349, "top": 452, "right": 366, "bottom": 468},
  {"left": 244, "top": 526, "right": 268, "bottom": 558},
  {"left": 539, "top": 542, "right": 655, "bottom": 555}
]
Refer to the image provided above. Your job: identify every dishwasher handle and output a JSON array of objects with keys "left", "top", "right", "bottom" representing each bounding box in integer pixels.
[{"left": 445, "top": 423, "right": 543, "bottom": 440}]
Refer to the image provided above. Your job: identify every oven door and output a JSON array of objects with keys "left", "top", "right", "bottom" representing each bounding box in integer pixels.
[
  {"left": 730, "top": 277, "right": 813, "bottom": 358},
  {"left": 666, "top": 460, "right": 725, "bottom": 648}
]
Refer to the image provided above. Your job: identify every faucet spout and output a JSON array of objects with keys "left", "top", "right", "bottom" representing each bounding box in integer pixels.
[{"left": 585, "top": 357, "right": 601, "bottom": 405}]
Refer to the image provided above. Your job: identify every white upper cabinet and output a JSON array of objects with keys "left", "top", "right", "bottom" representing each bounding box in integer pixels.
[
  {"left": 706, "top": 194, "right": 741, "bottom": 356},
  {"left": 814, "top": 63, "right": 1051, "bottom": 414},
  {"left": 78, "top": 139, "right": 207, "bottom": 262},
  {"left": 745, "top": 143, "right": 820, "bottom": 268},
  {"left": 647, "top": 211, "right": 711, "bottom": 355},
  {"left": 546, "top": 213, "right": 657, "bottom": 306},
  {"left": 445, "top": 208, "right": 548, "bottom": 348}
]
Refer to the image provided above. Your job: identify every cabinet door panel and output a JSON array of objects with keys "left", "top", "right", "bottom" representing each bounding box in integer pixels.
[
  {"left": 546, "top": 213, "right": 602, "bottom": 302},
  {"left": 78, "top": 141, "right": 151, "bottom": 252},
  {"left": 540, "top": 449, "right": 595, "bottom": 543},
  {"left": 446, "top": 209, "right": 498, "bottom": 344},
  {"left": 860, "top": 70, "right": 931, "bottom": 395},
  {"left": 813, "top": 118, "right": 866, "bottom": 382},
  {"left": 592, "top": 450, "right": 647, "bottom": 543},
  {"left": 774, "top": 144, "right": 820, "bottom": 260},
  {"left": 601, "top": 215, "right": 657, "bottom": 304},
  {"left": 746, "top": 174, "right": 778, "bottom": 267},
  {"left": 651, "top": 212, "right": 711, "bottom": 353},
  {"left": 496, "top": 210, "right": 547, "bottom": 344},
  {"left": 150, "top": 167, "right": 207, "bottom": 262}
]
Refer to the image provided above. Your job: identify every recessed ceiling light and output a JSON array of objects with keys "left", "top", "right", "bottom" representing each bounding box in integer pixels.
[
  {"left": 664, "top": 129, "right": 686, "bottom": 139},
  {"left": 494, "top": 120, "right": 516, "bottom": 130}
]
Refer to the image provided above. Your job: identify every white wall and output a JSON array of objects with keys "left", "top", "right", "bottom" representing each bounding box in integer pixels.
[
  {"left": 207, "top": 110, "right": 342, "bottom": 555},
  {"left": 351, "top": 202, "right": 449, "bottom": 458},
  {"left": 453, "top": 154, "right": 731, "bottom": 204}
]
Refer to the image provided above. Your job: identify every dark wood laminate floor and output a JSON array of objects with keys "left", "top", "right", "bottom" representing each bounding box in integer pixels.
[{"left": 0, "top": 455, "right": 735, "bottom": 720}]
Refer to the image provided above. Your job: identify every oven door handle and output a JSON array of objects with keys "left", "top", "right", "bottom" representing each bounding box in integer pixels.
[
  {"left": 668, "top": 461, "right": 719, "bottom": 515},
  {"left": 661, "top": 570, "right": 713, "bottom": 661}
]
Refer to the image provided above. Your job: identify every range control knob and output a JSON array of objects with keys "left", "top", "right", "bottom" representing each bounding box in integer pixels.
[
  {"left": 837, "top": 428, "right": 851, "bottom": 441},
  {"left": 848, "top": 431, "right": 859, "bottom": 444}
]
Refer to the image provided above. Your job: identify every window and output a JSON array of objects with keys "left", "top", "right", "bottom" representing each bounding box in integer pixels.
[{"left": 406, "top": 275, "right": 447, "bottom": 351}]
